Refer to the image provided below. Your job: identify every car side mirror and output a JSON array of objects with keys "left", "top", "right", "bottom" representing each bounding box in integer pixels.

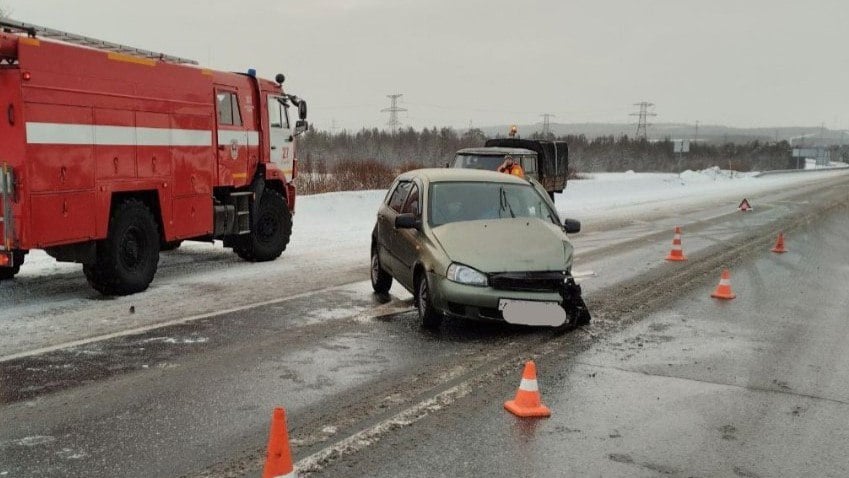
[
  {"left": 395, "top": 213, "right": 421, "bottom": 230},
  {"left": 298, "top": 100, "right": 308, "bottom": 120},
  {"left": 294, "top": 119, "right": 309, "bottom": 136},
  {"left": 563, "top": 218, "right": 581, "bottom": 234}
]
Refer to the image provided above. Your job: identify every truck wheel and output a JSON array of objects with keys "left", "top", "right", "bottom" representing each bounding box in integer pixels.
[
  {"left": 371, "top": 245, "right": 392, "bottom": 294},
  {"left": 234, "top": 189, "right": 291, "bottom": 262},
  {"left": 416, "top": 273, "right": 442, "bottom": 330},
  {"left": 83, "top": 199, "right": 160, "bottom": 295},
  {"left": 0, "top": 251, "right": 24, "bottom": 281}
]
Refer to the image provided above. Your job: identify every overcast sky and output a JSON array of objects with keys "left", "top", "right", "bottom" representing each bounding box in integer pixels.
[{"left": 5, "top": 0, "right": 848, "bottom": 132}]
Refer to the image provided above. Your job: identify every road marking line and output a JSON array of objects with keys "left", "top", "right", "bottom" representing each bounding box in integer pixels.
[
  {"left": 295, "top": 381, "right": 474, "bottom": 475},
  {"left": 0, "top": 280, "right": 375, "bottom": 363}
]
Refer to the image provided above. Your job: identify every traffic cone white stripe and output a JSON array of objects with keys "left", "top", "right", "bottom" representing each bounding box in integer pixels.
[
  {"left": 519, "top": 378, "right": 539, "bottom": 392},
  {"left": 272, "top": 472, "right": 296, "bottom": 478},
  {"left": 719, "top": 278, "right": 730, "bottom": 286}
]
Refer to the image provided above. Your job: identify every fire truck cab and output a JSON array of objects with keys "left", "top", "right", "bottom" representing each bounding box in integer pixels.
[{"left": 0, "top": 19, "right": 308, "bottom": 294}]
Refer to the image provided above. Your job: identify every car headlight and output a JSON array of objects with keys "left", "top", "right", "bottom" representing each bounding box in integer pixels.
[{"left": 446, "top": 263, "right": 488, "bottom": 287}]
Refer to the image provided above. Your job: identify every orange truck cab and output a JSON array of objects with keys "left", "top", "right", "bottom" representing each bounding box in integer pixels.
[{"left": 0, "top": 19, "right": 308, "bottom": 294}]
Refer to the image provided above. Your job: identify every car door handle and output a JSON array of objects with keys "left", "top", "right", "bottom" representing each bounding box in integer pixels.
[{"left": 270, "top": 146, "right": 277, "bottom": 150}]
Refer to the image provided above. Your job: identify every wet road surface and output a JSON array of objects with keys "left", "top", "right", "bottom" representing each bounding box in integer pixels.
[
  {"left": 316, "top": 198, "right": 849, "bottom": 477},
  {"left": 1, "top": 173, "right": 848, "bottom": 477}
]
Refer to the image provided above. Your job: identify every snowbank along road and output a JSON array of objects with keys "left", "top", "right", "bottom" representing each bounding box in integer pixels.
[{"left": 1, "top": 169, "right": 848, "bottom": 477}]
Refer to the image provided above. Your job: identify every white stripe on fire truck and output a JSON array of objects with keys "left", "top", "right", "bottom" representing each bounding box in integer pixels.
[
  {"left": 217, "top": 130, "right": 260, "bottom": 146},
  {"left": 26, "top": 122, "right": 214, "bottom": 147}
]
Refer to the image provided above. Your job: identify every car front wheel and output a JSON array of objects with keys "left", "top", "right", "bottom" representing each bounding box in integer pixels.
[
  {"left": 416, "top": 273, "right": 442, "bottom": 329},
  {"left": 371, "top": 245, "right": 392, "bottom": 294}
]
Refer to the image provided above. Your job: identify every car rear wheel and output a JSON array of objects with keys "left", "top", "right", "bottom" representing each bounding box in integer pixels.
[
  {"left": 371, "top": 246, "right": 392, "bottom": 294},
  {"left": 416, "top": 273, "right": 442, "bottom": 329}
]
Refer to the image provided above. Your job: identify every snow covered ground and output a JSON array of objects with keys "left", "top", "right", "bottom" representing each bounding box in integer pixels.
[{"left": 14, "top": 167, "right": 849, "bottom": 279}]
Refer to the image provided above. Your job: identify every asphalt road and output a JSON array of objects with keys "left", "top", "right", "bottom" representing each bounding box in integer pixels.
[
  {"left": 1, "top": 173, "right": 848, "bottom": 477},
  {"left": 317, "top": 196, "right": 849, "bottom": 477}
]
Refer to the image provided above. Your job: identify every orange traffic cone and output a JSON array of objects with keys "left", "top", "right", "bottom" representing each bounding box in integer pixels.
[
  {"left": 665, "top": 226, "right": 687, "bottom": 261},
  {"left": 262, "top": 408, "right": 296, "bottom": 478},
  {"left": 504, "top": 361, "right": 551, "bottom": 418},
  {"left": 710, "top": 269, "right": 736, "bottom": 300},
  {"left": 771, "top": 232, "right": 787, "bottom": 253}
]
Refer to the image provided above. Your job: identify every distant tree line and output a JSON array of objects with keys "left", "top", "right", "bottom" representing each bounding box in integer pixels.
[
  {"left": 545, "top": 134, "right": 798, "bottom": 173},
  {"left": 296, "top": 127, "right": 848, "bottom": 193},
  {"left": 298, "top": 127, "right": 487, "bottom": 172}
]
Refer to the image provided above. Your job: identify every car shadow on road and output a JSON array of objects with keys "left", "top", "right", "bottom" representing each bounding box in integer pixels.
[{"left": 376, "top": 308, "right": 551, "bottom": 344}]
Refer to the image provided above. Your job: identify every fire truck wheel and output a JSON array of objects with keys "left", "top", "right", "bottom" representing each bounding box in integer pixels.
[
  {"left": 0, "top": 251, "right": 24, "bottom": 281},
  {"left": 83, "top": 199, "right": 160, "bottom": 296},
  {"left": 234, "top": 189, "right": 291, "bottom": 262}
]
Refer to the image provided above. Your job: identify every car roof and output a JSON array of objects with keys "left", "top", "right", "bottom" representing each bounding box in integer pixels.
[
  {"left": 456, "top": 147, "right": 537, "bottom": 156},
  {"left": 397, "top": 168, "right": 532, "bottom": 185}
]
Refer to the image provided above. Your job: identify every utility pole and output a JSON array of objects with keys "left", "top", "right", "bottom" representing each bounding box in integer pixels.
[
  {"left": 630, "top": 102, "right": 656, "bottom": 140},
  {"left": 330, "top": 118, "right": 340, "bottom": 135},
  {"left": 381, "top": 94, "right": 407, "bottom": 134},
  {"left": 694, "top": 120, "right": 699, "bottom": 143},
  {"left": 540, "top": 113, "right": 555, "bottom": 138}
]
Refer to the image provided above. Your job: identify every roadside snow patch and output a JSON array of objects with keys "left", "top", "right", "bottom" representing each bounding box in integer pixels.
[{"left": 679, "top": 166, "right": 753, "bottom": 182}]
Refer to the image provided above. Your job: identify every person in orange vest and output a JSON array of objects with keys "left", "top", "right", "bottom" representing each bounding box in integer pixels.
[{"left": 497, "top": 155, "right": 525, "bottom": 178}]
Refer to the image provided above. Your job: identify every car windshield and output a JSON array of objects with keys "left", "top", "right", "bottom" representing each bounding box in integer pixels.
[
  {"left": 451, "top": 154, "right": 507, "bottom": 171},
  {"left": 429, "top": 181, "right": 559, "bottom": 227}
]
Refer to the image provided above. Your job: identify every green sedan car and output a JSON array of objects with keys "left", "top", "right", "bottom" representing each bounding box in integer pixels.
[{"left": 370, "top": 168, "right": 591, "bottom": 329}]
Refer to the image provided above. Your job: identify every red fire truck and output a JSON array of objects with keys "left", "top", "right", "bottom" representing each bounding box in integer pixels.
[{"left": 0, "top": 20, "right": 308, "bottom": 294}]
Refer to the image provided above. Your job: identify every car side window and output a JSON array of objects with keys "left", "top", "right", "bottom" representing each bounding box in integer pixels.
[
  {"left": 387, "top": 181, "right": 412, "bottom": 212},
  {"left": 401, "top": 184, "right": 420, "bottom": 216}
]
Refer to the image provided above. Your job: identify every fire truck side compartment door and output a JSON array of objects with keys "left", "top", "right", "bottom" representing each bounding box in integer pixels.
[
  {"left": 29, "top": 192, "right": 96, "bottom": 247},
  {"left": 266, "top": 94, "right": 294, "bottom": 182},
  {"left": 93, "top": 108, "right": 137, "bottom": 180},
  {"left": 25, "top": 103, "right": 95, "bottom": 192},
  {"left": 136, "top": 111, "right": 172, "bottom": 178}
]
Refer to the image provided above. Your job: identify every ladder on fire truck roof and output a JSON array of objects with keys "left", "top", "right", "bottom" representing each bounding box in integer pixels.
[{"left": 0, "top": 18, "right": 199, "bottom": 65}]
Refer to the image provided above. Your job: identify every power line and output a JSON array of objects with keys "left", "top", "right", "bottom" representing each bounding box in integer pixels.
[
  {"left": 540, "top": 113, "right": 555, "bottom": 137},
  {"left": 381, "top": 94, "right": 407, "bottom": 134},
  {"left": 630, "top": 101, "right": 656, "bottom": 139}
]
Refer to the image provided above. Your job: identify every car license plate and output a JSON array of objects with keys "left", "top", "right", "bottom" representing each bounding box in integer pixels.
[{"left": 498, "top": 299, "right": 566, "bottom": 327}]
